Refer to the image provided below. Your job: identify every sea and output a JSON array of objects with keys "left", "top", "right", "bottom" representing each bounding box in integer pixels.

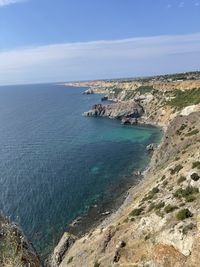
[{"left": 0, "top": 83, "right": 161, "bottom": 256}]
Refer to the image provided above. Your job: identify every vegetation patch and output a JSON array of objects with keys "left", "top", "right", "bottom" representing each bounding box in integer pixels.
[
  {"left": 173, "top": 186, "right": 199, "bottom": 200},
  {"left": 148, "top": 202, "right": 155, "bottom": 212},
  {"left": 94, "top": 261, "right": 100, "bottom": 267},
  {"left": 162, "top": 180, "right": 168, "bottom": 187},
  {"left": 185, "top": 195, "right": 196, "bottom": 202},
  {"left": 185, "top": 129, "right": 199, "bottom": 137},
  {"left": 176, "top": 209, "right": 193, "bottom": 220},
  {"left": 123, "top": 218, "right": 129, "bottom": 223},
  {"left": 170, "top": 164, "right": 183, "bottom": 175},
  {"left": 130, "top": 207, "right": 143, "bottom": 217},
  {"left": 135, "top": 85, "right": 154, "bottom": 94},
  {"left": 177, "top": 176, "right": 186, "bottom": 184},
  {"left": 154, "top": 201, "right": 165, "bottom": 210},
  {"left": 166, "top": 88, "right": 200, "bottom": 110},
  {"left": 192, "top": 161, "right": 200, "bottom": 169},
  {"left": 164, "top": 204, "right": 178, "bottom": 213},
  {"left": 155, "top": 210, "right": 164, "bottom": 218},
  {"left": 143, "top": 187, "right": 160, "bottom": 201},
  {"left": 67, "top": 256, "right": 74, "bottom": 264},
  {"left": 161, "top": 175, "right": 166, "bottom": 181}
]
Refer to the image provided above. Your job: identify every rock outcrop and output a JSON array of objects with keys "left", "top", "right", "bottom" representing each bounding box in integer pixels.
[
  {"left": 0, "top": 214, "right": 41, "bottom": 267},
  {"left": 47, "top": 232, "right": 77, "bottom": 267},
  {"left": 83, "top": 100, "right": 144, "bottom": 122}
]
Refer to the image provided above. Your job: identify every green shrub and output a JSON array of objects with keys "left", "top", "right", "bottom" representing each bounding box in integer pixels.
[
  {"left": 170, "top": 164, "right": 183, "bottom": 175},
  {"left": 166, "top": 88, "right": 200, "bottom": 110},
  {"left": 179, "top": 124, "right": 187, "bottom": 131},
  {"left": 130, "top": 208, "right": 143, "bottom": 217},
  {"left": 67, "top": 257, "right": 73, "bottom": 264},
  {"left": 173, "top": 186, "right": 199, "bottom": 199},
  {"left": 185, "top": 129, "right": 199, "bottom": 137},
  {"left": 123, "top": 218, "right": 129, "bottom": 223},
  {"left": 154, "top": 202, "right": 165, "bottom": 210},
  {"left": 152, "top": 187, "right": 159, "bottom": 194},
  {"left": 164, "top": 204, "right": 178, "bottom": 213},
  {"left": 185, "top": 195, "right": 196, "bottom": 202},
  {"left": 94, "top": 261, "right": 100, "bottom": 267},
  {"left": 143, "top": 187, "right": 160, "bottom": 200},
  {"left": 176, "top": 209, "right": 193, "bottom": 220},
  {"left": 135, "top": 85, "right": 154, "bottom": 94},
  {"left": 161, "top": 175, "right": 166, "bottom": 181},
  {"left": 177, "top": 176, "right": 186, "bottom": 184},
  {"left": 192, "top": 161, "right": 200, "bottom": 169},
  {"left": 155, "top": 210, "right": 164, "bottom": 218},
  {"left": 162, "top": 180, "right": 168, "bottom": 186},
  {"left": 148, "top": 202, "right": 155, "bottom": 212}
]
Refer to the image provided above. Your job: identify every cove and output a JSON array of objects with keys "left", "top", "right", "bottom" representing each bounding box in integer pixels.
[{"left": 0, "top": 84, "right": 161, "bottom": 256}]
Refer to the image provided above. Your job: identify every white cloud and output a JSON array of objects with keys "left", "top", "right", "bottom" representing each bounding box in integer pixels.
[
  {"left": 179, "top": 1, "right": 185, "bottom": 8},
  {"left": 167, "top": 4, "right": 172, "bottom": 8},
  {"left": 0, "top": 32, "right": 200, "bottom": 85},
  {"left": 0, "top": 0, "right": 25, "bottom": 7},
  {"left": 194, "top": 2, "right": 199, "bottom": 6}
]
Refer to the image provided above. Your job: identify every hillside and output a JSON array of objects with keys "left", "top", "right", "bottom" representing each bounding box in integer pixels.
[{"left": 52, "top": 71, "right": 200, "bottom": 267}]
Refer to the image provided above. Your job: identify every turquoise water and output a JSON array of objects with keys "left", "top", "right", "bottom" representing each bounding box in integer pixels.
[{"left": 0, "top": 84, "right": 161, "bottom": 256}]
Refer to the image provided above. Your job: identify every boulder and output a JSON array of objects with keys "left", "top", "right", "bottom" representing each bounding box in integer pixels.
[
  {"left": 146, "top": 143, "right": 157, "bottom": 152},
  {"left": 101, "top": 95, "right": 108, "bottom": 101},
  {"left": 82, "top": 89, "right": 94, "bottom": 95}
]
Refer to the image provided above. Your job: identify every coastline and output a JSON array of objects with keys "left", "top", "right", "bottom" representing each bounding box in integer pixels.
[
  {"left": 47, "top": 85, "right": 164, "bottom": 264},
  {"left": 2, "top": 72, "right": 200, "bottom": 267},
  {"left": 54, "top": 76, "right": 200, "bottom": 267},
  {"left": 63, "top": 119, "right": 161, "bottom": 238}
]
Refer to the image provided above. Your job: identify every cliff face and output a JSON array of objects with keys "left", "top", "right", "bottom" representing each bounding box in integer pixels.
[
  {"left": 0, "top": 214, "right": 41, "bottom": 267},
  {"left": 57, "top": 76, "right": 200, "bottom": 267}
]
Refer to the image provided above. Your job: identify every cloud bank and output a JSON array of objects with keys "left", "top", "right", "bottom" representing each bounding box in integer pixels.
[
  {"left": 0, "top": 0, "right": 25, "bottom": 7},
  {"left": 0, "top": 32, "right": 200, "bottom": 85}
]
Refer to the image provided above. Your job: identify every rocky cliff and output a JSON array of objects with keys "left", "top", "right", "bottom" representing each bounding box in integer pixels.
[
  {"left": 0, "top": 214, "right": 41, "bottom": 267},
  {"left": 55, "top": 73, "right": 200, "bottom": 267}
]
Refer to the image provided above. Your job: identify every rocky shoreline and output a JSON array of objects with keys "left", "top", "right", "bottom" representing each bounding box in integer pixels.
[
  {"left": 1, "top": 71, "right": 200, "bottom": 267},
  {"left": 55, "top": 72, "right": 200, "bottom": 267}
]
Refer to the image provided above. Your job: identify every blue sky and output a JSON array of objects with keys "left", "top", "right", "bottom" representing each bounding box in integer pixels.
[{"left": 0, "top": 0, "right": 200, "bottom": 85}]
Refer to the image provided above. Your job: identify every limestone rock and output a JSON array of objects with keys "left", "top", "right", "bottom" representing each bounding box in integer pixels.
[
  {"left": 0, "top": 214, "right": 41, "bottom": 267},
  {"left": 48, "top": 232, "right": 77, "bottom": 267}
]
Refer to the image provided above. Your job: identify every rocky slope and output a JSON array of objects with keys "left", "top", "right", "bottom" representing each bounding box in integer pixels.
[
  {"left": 54, "top": 73, "right": 200, "bottom": 267},
  {"left": 0, "top": 214, "right": 41, "bottom": 267},
  {"left": 53, "top": 109, "right": 200, "bottom": 267}
]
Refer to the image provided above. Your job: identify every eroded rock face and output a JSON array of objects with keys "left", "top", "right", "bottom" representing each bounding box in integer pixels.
[
  {"left": 83, "top": 100, "right": 144, "bottom": 121},
  {"left": 0, "top": 214, "right": 41, "bottom": 267},
  {"left": 47, "top": 232, "right": 77, "bottom": 267}
]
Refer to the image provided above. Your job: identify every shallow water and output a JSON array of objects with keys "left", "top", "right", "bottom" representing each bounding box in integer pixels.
[{"left": 0, "top": 84, "right": 161, "bottom": 255}]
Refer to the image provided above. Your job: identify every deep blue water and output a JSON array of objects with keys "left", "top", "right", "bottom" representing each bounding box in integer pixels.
[{"left": 0, "top": 84, "right": 161, "bottom": 255}]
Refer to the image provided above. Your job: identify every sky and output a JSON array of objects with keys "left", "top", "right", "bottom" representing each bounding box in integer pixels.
[{"left": 0, "top": 0, "right": 200, "bottom": 85}]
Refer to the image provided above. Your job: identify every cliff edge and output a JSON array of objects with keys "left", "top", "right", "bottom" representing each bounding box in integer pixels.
[{"left": 57, "top": 72, "right": 200, "bottom": 267}]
